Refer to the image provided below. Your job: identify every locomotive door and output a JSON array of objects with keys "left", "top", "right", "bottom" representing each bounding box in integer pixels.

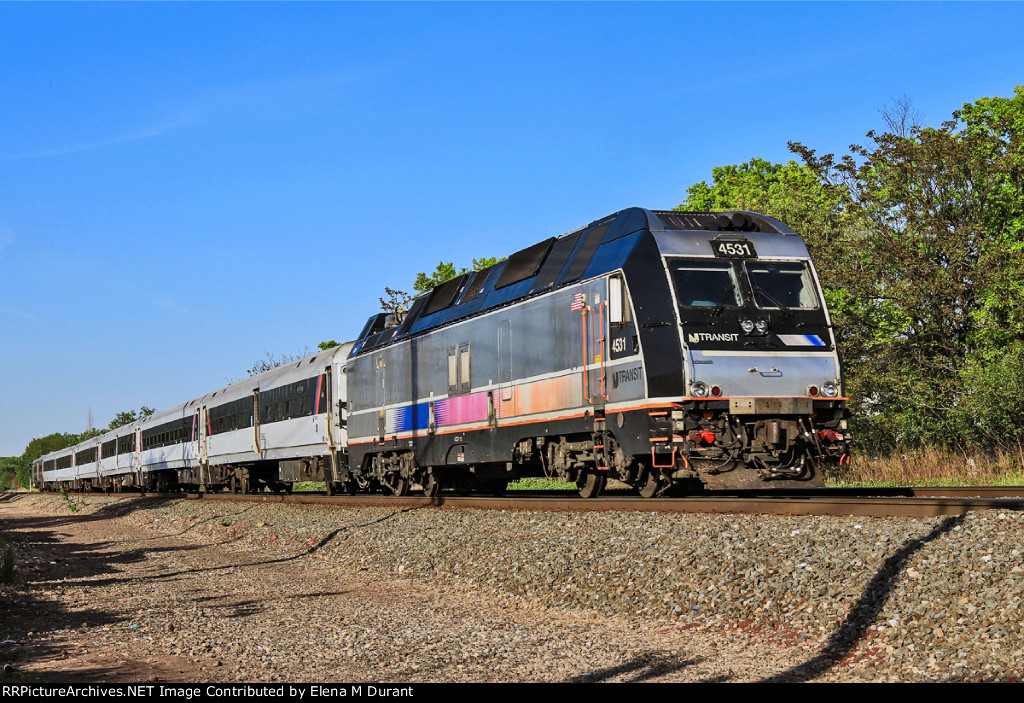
[
  {"left": 323, "top": 367, "right": 336, "bottom": 448},
  {"left": 376, "top": 353, "right": 386, "bottom": 441},
  {"left": 581, "top": 298, "right": 609, "bottom": 404},
  {"left": 498, "top": 320, "right": 513, "bottom": 403}
]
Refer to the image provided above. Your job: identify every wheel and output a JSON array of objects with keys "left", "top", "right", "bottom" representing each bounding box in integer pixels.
[
  {"left": 423, "top": 472, "right": 441, "bottom": 497},
  {"left": 638, "top": 469, "right": 663, "bottom": 499},
  {"left": 576, "top": 471, "right": 606, "bottom": 499},
  {"left": 383, "top": 474, "right": 410, "bottom": 496}
]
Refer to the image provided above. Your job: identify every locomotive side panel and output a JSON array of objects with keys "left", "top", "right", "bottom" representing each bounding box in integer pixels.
[{"left": 347, "top": 275, "right": 644, "bottom": 459}]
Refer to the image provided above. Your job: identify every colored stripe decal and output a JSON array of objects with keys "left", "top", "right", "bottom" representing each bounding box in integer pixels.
[{"left": 778, "top": 334, "right": 825, "bottom": 347}]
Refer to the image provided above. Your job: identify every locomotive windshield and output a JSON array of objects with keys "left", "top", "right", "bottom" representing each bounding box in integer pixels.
[
  {"left": 745, "top": 261, "right": 819, "bottom": 310},
  {"left": 671, "top": 262, "right": 742, "bottom": 308}
]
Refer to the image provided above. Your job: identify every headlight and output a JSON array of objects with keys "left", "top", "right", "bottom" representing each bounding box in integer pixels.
[
  {"left": 822, "top": 382, "right": 838, "bottom": 397},
  {"left": 755, "top": 319, "right": 769, "bottom": 334},
  {"left": 739, "top": 319, "right": 755, "bottom": 334},
  {"left": 691, "top": 381, "right": 709, "bottom": 397}
]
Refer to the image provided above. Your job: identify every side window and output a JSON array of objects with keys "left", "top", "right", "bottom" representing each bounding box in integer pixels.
[
  {"left": 447, "top": 344, "right": 472, "bottom": 395},
  {"left": 459, "top": 343, "right": 471, "bottom": 395},
  {"left": 447, "top": 347, "right": 458, "bottom": 395},
  {"left": 608, "top": 275, "right": 639, "bottom": 359}
]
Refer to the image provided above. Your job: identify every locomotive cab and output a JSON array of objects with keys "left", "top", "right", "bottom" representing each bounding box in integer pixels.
[{"left": 633, "top": 213, "right": 850, "bottom": 490}]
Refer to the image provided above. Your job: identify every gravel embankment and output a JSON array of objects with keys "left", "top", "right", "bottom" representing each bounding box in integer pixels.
[{"left": 1, "top": 492, "right": 1021, "bottom": 682}]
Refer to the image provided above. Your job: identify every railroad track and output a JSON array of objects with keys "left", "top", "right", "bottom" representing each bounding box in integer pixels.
[{"left": 49, "top": 486, "right": 1024, "bottom": 519}]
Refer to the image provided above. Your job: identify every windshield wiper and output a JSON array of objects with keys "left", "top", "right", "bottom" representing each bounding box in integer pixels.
[
  {"left": 752, "top": 286, "right": 794, "bottom": 317},
  {"left": 710, "top": 284, "right": 737, "bottom": 317}
]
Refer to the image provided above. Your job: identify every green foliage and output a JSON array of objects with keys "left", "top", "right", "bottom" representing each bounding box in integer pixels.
[
  {"left": 0, "top": 456, "right": 20, "bottom": 490},
  {"left": 317, "top": 340, "right": 340, "bottom": 351},
  {"left": 413, "top": 261, "right": 461, "bottom": 294},
  {"left": 59, "top": 486, "right": 77, "bottom": 513},
  {"left": 292, "top": 481, "right": 326, "bottom": 492},
  {"left": 107, "top": 406, "right": 156, "bottom": 431},
  {"left": 682, "top": 86, "right": 1024, "bottom": 455},
  {"left": 17, "top": 432, "right": 81, "bottom": 488},
  {"left": 790, "top": 86, "right": 1024, "bottom": 451},
  {"left": 382, "top": 257, "right": 505, "bottom": 316},
  {"left": 956, "top": 343, "right": 1024, "bottom": 445},
  {"left": 509, "top": 477, "right": 576, "bottom": 490},
  {"left": 679, "top": 158, "right": 841, "bottom": 238},
  {"left": 412, "top": 257, "right": 505, "bottom": 295}
]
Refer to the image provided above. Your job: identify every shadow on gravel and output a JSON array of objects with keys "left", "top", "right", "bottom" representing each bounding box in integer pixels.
[
  {"left": 568, "top": 652, "right": 706, "bottom": 682},
  {"left": 189, "top": 591, "right": 355, "bottom": 618},
  {"left": 107, "top": 505, "right": 428, "bottom": 585},
  {"left": 0, "top": 506, "right": 151, "bottom": 681},
  {"left": 759, "top": 513, "right": 966, "bottom": 683},
  {"left": 303, "top": 506, "right": 424, "bottom": 555},
  {"left": 2, "top": 494, "right": 169, "bottom": 528}
]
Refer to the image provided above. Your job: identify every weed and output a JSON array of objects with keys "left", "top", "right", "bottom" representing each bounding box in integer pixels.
[
  {"left": 828, "top": 445, "right": 1024, "bottom": 487},
  {"left": 59, "top": 486, "right": 78, "bottom": 513}
]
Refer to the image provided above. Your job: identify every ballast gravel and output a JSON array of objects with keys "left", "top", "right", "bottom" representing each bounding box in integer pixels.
[{"left": 0, "top": 493, "right": 1021, "bottom": 682}]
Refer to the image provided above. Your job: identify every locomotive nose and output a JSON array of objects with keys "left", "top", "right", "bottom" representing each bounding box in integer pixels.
[{"left": 688, "top": 350, "right": 839, "bottom": 399}]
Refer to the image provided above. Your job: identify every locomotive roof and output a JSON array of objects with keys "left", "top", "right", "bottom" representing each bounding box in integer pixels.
[{"left": 351, "top": 207, "right": 805, "bottom": 356}]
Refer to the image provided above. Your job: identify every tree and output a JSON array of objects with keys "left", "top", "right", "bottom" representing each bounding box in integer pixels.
[
  {"left": 107, "top": 406, "right": 156, "bottom": 431},
  {"left": 676, "top": 87, "right": 1024, "bottom": 452},
  {"left": 247, "top": 347, "right": 313, "bottom": 377},
  {"left": 378, "top": 286, "right": 412, "bottom": 323},
  {"left": 788, "top": 86, "right": 1024, "bottom": 449},
  {"left": 15, "top": 432, "right": 83, "bottom": 489},
  {"left": 413, "top": 261, "right": 461, "bottom": 294},
  {"left": 413, "top": 258, "right": 502, "bottom": 294},
  {"left": 382, "top": 257, "right": 505, "bottom": 315},
  {"left": 0, "top": 456, "right": 21, "bottom": 490}
]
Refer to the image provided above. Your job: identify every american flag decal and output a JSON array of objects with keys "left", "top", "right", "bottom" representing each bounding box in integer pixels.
[{"left": 570, "top": 292, "right": 585, "bottom": 311}]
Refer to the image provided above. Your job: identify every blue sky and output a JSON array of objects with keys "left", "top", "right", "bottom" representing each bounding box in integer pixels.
[{"left": 2, "top": 2, "right": 1022, "bottom": 456}]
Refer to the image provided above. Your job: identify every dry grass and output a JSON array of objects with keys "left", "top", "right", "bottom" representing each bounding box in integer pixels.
[{"left": 828, "top": 445, "right": 1024, "bottom": 487}]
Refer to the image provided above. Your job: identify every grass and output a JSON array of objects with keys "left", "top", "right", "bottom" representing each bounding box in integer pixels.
[
  {"left": 827, "top": 445, "right": 1024, "bottom": 487},
  {"left": 508, "top": 477, "right": 576, "bottom": 490},
  {"left": 292, "top": 482, "right": 327, "bottom": 492}
]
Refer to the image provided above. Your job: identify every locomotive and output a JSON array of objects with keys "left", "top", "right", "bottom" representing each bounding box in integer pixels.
[{"left": 35, "top": 208, "right": 850, "bottom": 498}]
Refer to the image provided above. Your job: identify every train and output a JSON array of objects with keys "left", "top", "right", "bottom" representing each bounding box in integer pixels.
[{"left": 34, "top": 207, "right": 850, "bottom": 498}]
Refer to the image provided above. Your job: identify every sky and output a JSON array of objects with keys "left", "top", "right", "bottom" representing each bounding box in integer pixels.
[{"left": 2, "top": 1, "right": 1023, "bottom": 456}]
